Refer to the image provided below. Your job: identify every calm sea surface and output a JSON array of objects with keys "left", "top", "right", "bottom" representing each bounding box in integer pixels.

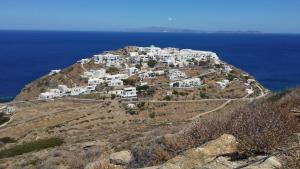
[{"left": 0, "top": 31, "right": 300, "bottom": 101}]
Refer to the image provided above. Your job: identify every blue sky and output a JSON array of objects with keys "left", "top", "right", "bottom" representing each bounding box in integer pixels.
[{"left": 0, "top": 0, "right": 300, "bottom": 33}]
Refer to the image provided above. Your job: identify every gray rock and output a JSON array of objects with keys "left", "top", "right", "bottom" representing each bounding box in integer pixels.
[
  {"left": 159, "top": 134, "right": 238, "bottom": 169},
  {"left": 109, "top": 150, "right": 133, "bottom": 165}
]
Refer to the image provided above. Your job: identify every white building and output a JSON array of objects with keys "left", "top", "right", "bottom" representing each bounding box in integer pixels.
[
  {"left": 170, "top": 78, "right": 201, "bottom": 88},
  {"left": 122, "top": 87, "right": 137, "bottom": 98},
  {"left": 92, "top": 69, "right": 106, "bottom": 78},
  {"left": 127, "top": 67, "right": 139, "bottom": 76},
  {"left": 216, "top": 79, "right": 230, "bottom": 89},
  {"left": 85, "top": 85, "right": 96, "bottom": 93},
  {"left": 57, "top": 85, "right": 71, "bottom": 96},
  {"left": 78, "top": 58, "right": 91, "bottom": 64},
  {"left": 94, "top": 53, "right": 122, "bottom": 67},
  {"left": 223, "top": 65, "right": 232, "bottom": 74},
  {"left": 39, "top": 92, "right": 56, "bottom": 100},
  {"left": 129, "top": 52, "right": 139, "bottom": 57},
  {"left": 70, "top": 87, "right": 86, "bottom": 96},
  {"left": 0, "top": 106, "right": 15, "bottom": 115},
  {"left": 108, "top": 79, "right": 124, "bottom": 87},
  {"left": 49, "top": 69, "right": 61, "bottom": 76},
  {"left": 169, "top": 69, "right": 187, "bottom": 81},
  {"left": 88, "top": 78, "right": 104, "bottom": 86},
  {"left": 246, "top": 88, "right": 254, "bottom": 95},
  {"left": 48, "top": 89, "right": 62, "bottom": 98},
  {"left": 108, "top": 90, "right": 123, "bottom": 97}
]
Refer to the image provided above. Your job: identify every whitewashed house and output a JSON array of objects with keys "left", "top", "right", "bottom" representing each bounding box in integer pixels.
[
  {"left": 223, "top": 65, "right": 232, "bottom": 74},
  {"left": 108, "top": 79, "right": 123, "bottom": 87},
  {"left": 108, "top": 90, "right": 123, "bottom": 97},
  {"left": 49, "top": 69, "right": 61, "bottom": 76},
  {"left": 85, "top": 85, "right": 96, "bottom": 93},
  {"left": 94, "top": 54, "right": 122, "bottom": 67},
  {"left": 116, "top": 74, "right": 129, "bottom": 80},
  {"left": 129, "top": 52, "right": 139, "bottom": 57},
  {"left": 81, "top": 71, "right": 94, "bottom": 78},
  {"left": 88, "top": 78, "right": 104, "bottom": 86},
  {"left": 246, "top": 88, "right": 254, "bottom": 95},
  {"left": 127, "top": 104, "right": 136, "bottom": 109},
  {"left": 154, "top": 70, "right": 165, "bottom": 76},
  {"left": 48, "top": 89, "right": 62, "bottom": 98},
  {"left": 122, "top": 87, "right": 137, "bottom": 98},
  {"left": 105, "top": 74, "right": 124, "bottom": 87},
  {"left": 127, "top": 67, "right": 139, "bottom": 76},
  {"left": 170, "top": 78, "right": 201, "bottom": 88},
  {"left": 247, "top": 79, "right": 256, "bottom": 84},
  {"left": 216, "top": 79, "right": 230, "bottom": 89},
  {"left": 92, "top": 69, "right": 106, "bottom": 78},
  {"left": 70, "top": 87, "right": 85, "bottom": 96},
  {"left": 57, "top": 85, "right": 71, "bottom": 96},
  {"left": 39, "top": 92, "right": 56, "bottom": 100},
  {"left": 169, "top": 69, "right": 187, "bottom": 81},
  {"left": 78, "top": 58, "right": 91, "bottom": 64}
]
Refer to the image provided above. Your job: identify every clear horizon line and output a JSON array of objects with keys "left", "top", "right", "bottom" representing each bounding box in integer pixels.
[{"left": 0, "top": 28, "right": 300, "bottom": 35}]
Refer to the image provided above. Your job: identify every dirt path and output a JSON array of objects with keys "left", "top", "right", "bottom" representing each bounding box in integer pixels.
[{"left": 189, "top": 99, "right": 232, "bottom": 120}]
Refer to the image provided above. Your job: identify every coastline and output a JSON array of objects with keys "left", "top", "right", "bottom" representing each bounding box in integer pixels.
[{"left": 0, "top": 96, "right": 14, "bottom": 103}]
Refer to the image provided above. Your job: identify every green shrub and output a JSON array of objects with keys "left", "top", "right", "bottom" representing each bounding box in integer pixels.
[
  {"left": 137, "top": 102, "right": 146, "bottom": 109},
  {"left": 0, "top": 137, "right": 64, "bottom": 159},
  {"left": 0, "top": 137, "right": 16, "bottom": 144},
  {"left": 0, "top": 114, "right": 10, "bottom": 125},
  {"left": 149, "top": 112, "right": 156, "bottom": 119},
  {"left": 106, "top": 66, "right": 119, "bottom": 74},
  {"left": 164, "top": 96, "right": 171, "bottom": 101},
  {"left": 111, "top": 94, "right": 116, "bottom": 99},
  {"left": 137, "top": 85, "right": 156, "bottom": 97},
  {"left": 147, "top": 60, "right": 157, "bottom": 68}
]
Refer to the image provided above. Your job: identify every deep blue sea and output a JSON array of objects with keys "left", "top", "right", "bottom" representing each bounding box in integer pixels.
[{"left": 0, "top": 31, "right": 300, "bottom": 102}]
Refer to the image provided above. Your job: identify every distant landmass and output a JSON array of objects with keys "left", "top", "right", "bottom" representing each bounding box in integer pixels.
[{"left": 122, "top": 27, "right": 262, "bottom": 34}]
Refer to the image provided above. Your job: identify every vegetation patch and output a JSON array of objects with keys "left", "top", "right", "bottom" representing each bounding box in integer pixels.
[
  {"left": 0, "top": 113, "right": 10, "bottom": 125},
  {"left": 0, "top": 137, "right": 17, "bottom": 144},
  {"left": 0, "top": 137, "right": 64, "bottom": 159},
  {"left": 184, "top": 90, "right": 299, "bottom": 157},
  {"left": 106, "top": 66, "right": 119, "bottom": 75}
]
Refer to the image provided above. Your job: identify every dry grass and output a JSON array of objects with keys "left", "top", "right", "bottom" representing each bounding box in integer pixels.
[
  {"left": 129, "top": 133, "right": 185, "bottom": 168},
  {"left": 129, "top": 88, "right": 299, "bottom": 168},
  {"left": 280, "top": 147, "right": 300, "bottom": 169},
  {"left": 184, "top": 87, "right": 299, "bottom": 157}
]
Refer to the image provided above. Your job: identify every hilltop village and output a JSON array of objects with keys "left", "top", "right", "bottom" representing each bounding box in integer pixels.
[
  {"left": 3, "top": 46, "right": 300, "bottom": 169},
  {"left": 35, "top": 46, "right": 261, "bottom": 101}
]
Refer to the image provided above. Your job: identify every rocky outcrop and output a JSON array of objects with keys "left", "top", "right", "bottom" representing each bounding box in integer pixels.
[
  {"left": 157, "top": 134, "right": 238, "bottom": 169},
  {"left": 140, "top": 134, "right": 283, "bottom": 169},
  {"left": 109, "top": 150, "right": 133, "bottom": 165},
  {"left": 195, "top": 156, "right": 282, "bottom": 169}
]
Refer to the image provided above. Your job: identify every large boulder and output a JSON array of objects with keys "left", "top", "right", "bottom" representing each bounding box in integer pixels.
[
  {"left": 109, "top": 150, "right": 133, "bottom": 165},
  {"left": 159, "top": 134, "right": 238, "bottom": 169}
]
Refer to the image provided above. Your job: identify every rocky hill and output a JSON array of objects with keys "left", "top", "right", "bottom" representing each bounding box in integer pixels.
[
  {"left": 1, "top": 46, "right": 298, "bottom": 169},
  {"left": 15, "top": 46, "right": 266, "bottom": 101}
]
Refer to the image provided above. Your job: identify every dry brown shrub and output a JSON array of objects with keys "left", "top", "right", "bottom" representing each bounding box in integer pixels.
[
  {"left": 280, "top": 147, "right": 300, "bottom": 169},
  {"left": 129, "top": 88, "right": 299, "bottom": 168},
  {"left": 129, "top": 134, "right": 185, "bottom": 168},
  {"left": 183, "top": 88, "right": 299, "bottom": 157},
  {"left": 228, "top": 100, "right": 298, "bottom": 156}
]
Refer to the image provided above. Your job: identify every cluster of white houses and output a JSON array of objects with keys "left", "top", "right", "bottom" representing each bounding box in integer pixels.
[{"left": 38, "top": 46, "right": 255, "bottom": 100}]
